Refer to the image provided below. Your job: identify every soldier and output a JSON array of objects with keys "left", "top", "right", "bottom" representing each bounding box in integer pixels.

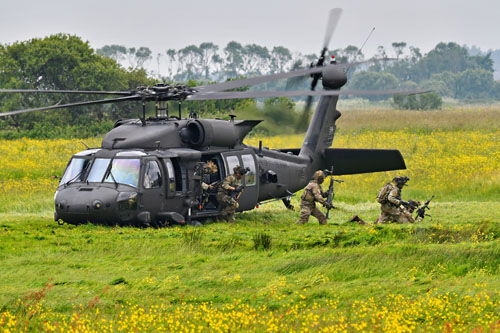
[
  {"left": 295, "top": 170, "right": 333, "bottom": 225},
  {"left": 349, "top": 199, "right": 420, "bottom": 225},
  {"left": 216, "top": 165, "right": 247, "bottom": 222},
  {"left": 201, "top": 161, "right": 218, "bottom": 191},
  {"left": 374, "top": 176, "right": 415, "bottom": 224},
  {"left": 198, "top": 161, "right": 218, "bottom": 209}
]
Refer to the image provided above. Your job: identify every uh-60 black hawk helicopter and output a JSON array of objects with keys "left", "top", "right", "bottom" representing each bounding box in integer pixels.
[{"left": 0, "top": 9, "right": 419, "bottom": 227}]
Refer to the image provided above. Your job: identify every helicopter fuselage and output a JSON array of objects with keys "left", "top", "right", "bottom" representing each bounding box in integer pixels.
[{"left": 54, "top": 141, "right": 310, "bottom": 226}]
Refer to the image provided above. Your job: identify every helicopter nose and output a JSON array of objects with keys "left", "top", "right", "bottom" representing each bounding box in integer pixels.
[{"left": 55, "top": 186, "right": 122, "bottom": 224}]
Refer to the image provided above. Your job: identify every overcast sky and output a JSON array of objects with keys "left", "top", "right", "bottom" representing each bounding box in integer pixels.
[{"left": 1, "top": 0, "right": 498, "bottom": 58}]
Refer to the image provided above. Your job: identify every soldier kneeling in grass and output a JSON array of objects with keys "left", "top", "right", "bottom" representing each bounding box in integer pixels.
[{"left": 350, "top": 176, "right": 420, "bottom": 225}]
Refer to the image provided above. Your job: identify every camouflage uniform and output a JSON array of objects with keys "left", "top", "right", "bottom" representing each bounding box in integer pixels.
[
  {"left": 374, "top": 176, "right": 415, "bottom": 224},
  {"left": 201, "top": 161, "right": 218, "bottom": 190},
  {"left": 296, "top": 171, "right": 330, "bottom": 225},
  {"left": 196, "top": 161, "right": 218, "bottom": 209},
  {"left": 216, "top": 166, "right": 246, "bottom": 222}
]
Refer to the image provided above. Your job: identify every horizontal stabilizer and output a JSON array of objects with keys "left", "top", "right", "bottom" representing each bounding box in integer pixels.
[
  {"left": 278, "top": 148, "right": 406, "bottom": 175},
  {"left": 322, "top": 148, "right": 406, "bottom": 175}
]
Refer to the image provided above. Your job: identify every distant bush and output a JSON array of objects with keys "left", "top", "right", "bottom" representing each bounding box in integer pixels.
[{"left": 392, "top": 92, "right": 442, "bottom": 110}]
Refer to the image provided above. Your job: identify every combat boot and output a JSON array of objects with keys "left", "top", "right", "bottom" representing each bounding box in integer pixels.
[
  {"left": 349, "top": 215, "right": 361, "bottom": 222},
  {"left": 349, "top": 215, "right": 367, "bottom": 225}
]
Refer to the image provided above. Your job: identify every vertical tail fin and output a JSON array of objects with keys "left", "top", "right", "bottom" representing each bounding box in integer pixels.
[{"left": 299, "top": 95, "right": 341, "bottom": 162}]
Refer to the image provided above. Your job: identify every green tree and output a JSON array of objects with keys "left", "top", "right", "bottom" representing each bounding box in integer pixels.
[
  {"left": 455, "top": 68, "right": 495, "bottom": 99},
  {"left": 96, "top": 44, "right": 127, "bottom": 62},
  {"left": 0, "top": 34, "right": 154, "bottom": 137},
  {"left": 348, "top": 71, "right": 400, "bottom": 101}
]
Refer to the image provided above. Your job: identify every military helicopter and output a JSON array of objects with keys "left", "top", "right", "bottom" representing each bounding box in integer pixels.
[{"left": 0, "top": 9, "right": 416, "bottom": 227}]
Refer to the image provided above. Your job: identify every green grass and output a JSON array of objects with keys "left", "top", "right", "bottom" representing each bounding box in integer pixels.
[
  {"left": 0, "top": 108, "right": 499, "bottom": 330},
  {"left": 1, "top": 201, "right": 499, "bottom": 314}
]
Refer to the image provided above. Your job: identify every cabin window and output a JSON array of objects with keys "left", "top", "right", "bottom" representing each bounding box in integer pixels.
[
  {"left": 225, "top": 155, "right": 240, "bottom": 175},
  {"left": 60, "top": 157, "right": 91, "bottom": 185},
  {"left": 104, "top": 159, "right": 141, "bottom": 188},
  {"left": 87, "top": 158, "right": 111, "bottom": 182},
  {"left": 143, "top": 160, "right": 162, "bottom": 189},
  {"left": 164, "top": 159, "right": 175, "bottom": 192},
  {"left": 241, "top": 154, "right": 256, "bottom": 186}
]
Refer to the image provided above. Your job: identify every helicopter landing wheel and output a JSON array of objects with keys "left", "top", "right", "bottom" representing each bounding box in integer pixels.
[{"left": 189, "top": 220, "right": 202, "bottom": 227}]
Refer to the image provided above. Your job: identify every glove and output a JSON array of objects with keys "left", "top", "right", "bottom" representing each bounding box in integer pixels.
[
  {"left": 322, "top": 192, "right": 328, "bottom": 198},
  {"left": 400, "top": 200, "right": 409, "bottom": 206},
  {"left": 236, "top": 185, "right": 245, "bottom": 192},
  {"left": 324, "top": 202, "right": 333, "bottom": 210}
]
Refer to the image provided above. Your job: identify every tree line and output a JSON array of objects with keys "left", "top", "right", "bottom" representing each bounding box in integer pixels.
[
  {"left": 0, "top": 34, "right": 499, "bottom": 139},
  {"left": 97, "top": 41, "right": 500, "bottom": 102}
]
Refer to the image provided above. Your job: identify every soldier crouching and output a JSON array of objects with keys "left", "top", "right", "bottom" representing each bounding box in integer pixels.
[
  {"left": 296, "top": 170, "right": 333, "bottom": 225},
  {"left": 216, "top": 165, "right": 247, "bottom": 223},
  {"left": 374, "top": 176, "right": 416, "bottom": 224}
]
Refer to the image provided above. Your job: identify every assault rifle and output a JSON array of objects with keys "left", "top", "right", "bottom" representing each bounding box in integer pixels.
[
  {"left": 231, "top": 184, "right": 245, "bottom": 201},
  {"left": 324, "top": 168, "right": 344, "bottom": 219},
  {"left": 415, "top": 195, "right": 434, "bottom": 221}
]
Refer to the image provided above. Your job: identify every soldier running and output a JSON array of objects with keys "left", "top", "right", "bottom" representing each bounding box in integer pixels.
[
  {"left": 216, "top": 165, "right": 247, "bottom": 223},
  {"left": 295, "top": 170, "right": 333, "bottom": 225}
]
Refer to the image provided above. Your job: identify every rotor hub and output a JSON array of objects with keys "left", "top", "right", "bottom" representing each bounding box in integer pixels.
[{"left": 133, "top": 84, "right": 198, "bottom": 102}]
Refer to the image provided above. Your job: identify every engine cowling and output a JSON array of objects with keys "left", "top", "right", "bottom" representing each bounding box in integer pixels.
[{"left": 179, "top": 119, "right": 256, "bottom": 147}]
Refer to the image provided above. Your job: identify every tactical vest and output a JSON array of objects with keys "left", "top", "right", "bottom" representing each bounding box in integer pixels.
[{"left": 376, "top": 183, "right": 393, "bottom": 204}]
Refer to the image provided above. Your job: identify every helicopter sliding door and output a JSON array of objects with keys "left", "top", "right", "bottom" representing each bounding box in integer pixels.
[
  {"left": 160, "top": 158, "right": 187, "bottom": 217},
  {"left": 221, "top": 151, "right": 259, "bottom": 211}
]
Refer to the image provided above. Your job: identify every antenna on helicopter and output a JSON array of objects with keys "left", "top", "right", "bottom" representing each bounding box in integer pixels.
[
  {"left": 346, "top": 27, "right": 375, "bottom": 75},
  {"left": 79, "top": 141, "right": 90, "bottom": 149}
]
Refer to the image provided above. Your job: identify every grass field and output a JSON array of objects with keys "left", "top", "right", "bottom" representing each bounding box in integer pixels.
[{"left": 0, "top": 108, "right": 499, "bottom": 331}]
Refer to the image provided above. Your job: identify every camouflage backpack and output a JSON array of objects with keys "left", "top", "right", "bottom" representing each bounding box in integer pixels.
[{"left": 376, "top": 183, "right": 393, "bottom": 204}]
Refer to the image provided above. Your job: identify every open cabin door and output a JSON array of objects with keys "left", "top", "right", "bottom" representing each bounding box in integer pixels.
[{"left": 221, "top": 151, "right": 259, "bottom": 211}]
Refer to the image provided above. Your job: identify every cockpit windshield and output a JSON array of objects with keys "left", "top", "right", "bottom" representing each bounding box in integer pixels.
[
  {"left": 60, "top": 158, "right": 91, "bottom": 185},
  {"left": 87, "top": 158, "right": 111, "bottom": 183},
  {"left": 104, "top": 159, "right": 140, "bottom": 187},
  {"left": 66, "top": 157, "right": 142, "bottom": 188}
]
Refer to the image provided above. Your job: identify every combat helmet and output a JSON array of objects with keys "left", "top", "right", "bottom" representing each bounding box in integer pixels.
[
  {"left": 313, "top": 170, "right": 325, "bottom": 184},
  {"left": 233, "top": 165, "right": 248, "bottom": 176},
  {"left": 203, "top": 161, "right": 218, "bottom": 174},
  {"left": 392, "top": 176, "right": 410, "bottom": 186}
]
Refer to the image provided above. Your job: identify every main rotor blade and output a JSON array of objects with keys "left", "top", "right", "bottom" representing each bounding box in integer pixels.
[
  {"left": 196, "top": 58, "right": 394, "bottom": 94},
  {"left": 196, "top": 67, "right": 326, "bottom": 93},
  {"left": 0, "top": 89, "right": 132, "bottom": 95},
  {"left": 0, "top": 95, "right": 140, "bottom": 117},
  {"left": 323, "top": 8, "right": 343, "bottom": 51},
  {"left": 295, "top": 96, "right": 314, "bottom": 133},
  {"left": 189, "top": 89, "right": 430, "bottom": 101}
]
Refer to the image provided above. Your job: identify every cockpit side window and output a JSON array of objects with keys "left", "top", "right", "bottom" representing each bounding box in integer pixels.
[
  {"left": 143, "top": 160, "right": 163, "bottom": 189},
  {"left": 104, "top": 159, "right": 140, "bottom": 187},
  {"left": 60, "top": 157, "right": 91, "bottom": 185}
]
